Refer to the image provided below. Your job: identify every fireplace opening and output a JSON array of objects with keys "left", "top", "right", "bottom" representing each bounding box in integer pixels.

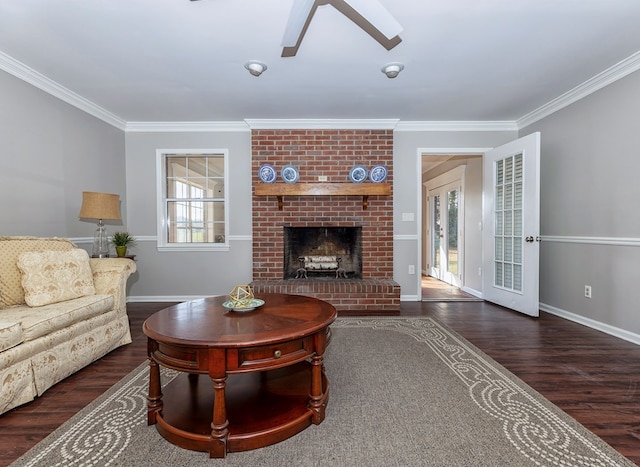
[{"left": 283, "top": 227, "right": 362, "bottom": 279}]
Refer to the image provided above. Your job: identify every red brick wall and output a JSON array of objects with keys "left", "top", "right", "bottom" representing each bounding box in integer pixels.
[{"left": 252, "top": 129, "right": 394, "bottom": 281}]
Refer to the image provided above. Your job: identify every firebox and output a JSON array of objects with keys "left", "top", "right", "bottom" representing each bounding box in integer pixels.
[{"left": 283, "top": 227, "right": 362, "bottom": 279}]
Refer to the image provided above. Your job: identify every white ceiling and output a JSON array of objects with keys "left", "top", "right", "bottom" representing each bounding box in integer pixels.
[{"left": 1, "top": 0, "right": 640, "bottom": 126}]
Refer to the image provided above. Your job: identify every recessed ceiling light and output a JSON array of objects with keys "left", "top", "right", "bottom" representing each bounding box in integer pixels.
[
  {"left": 244, "top": 61, "right": 268, "bottom": 77},
  {"left": 381, "top": 63, "right": 404, "bottom": 79}
]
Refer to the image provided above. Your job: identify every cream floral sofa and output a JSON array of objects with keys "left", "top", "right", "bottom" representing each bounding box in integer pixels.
[{"left": 0, "top": 236, "right": 136, "bottom": 415}]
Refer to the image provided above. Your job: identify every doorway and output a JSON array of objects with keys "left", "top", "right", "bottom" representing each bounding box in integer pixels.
[{"left": 420, "top": 153, "right": 484, "bottom": 301}]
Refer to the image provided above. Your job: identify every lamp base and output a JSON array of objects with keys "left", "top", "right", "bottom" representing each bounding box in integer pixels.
[{"left": 92, "top": 220, "right": 110, "bottom": 258}]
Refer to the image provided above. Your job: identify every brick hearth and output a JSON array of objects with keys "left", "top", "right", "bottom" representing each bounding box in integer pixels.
[
  {"left": 251, "top": 129, "right": 400, "bottom": 311},
  {"left": 251, "top": 279, "right": 400, "bottom": 311}
]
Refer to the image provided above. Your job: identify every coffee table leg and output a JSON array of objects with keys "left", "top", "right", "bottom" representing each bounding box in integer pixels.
[
  {"left": 146, "top": 339, "right": 162, "bottom": 425},
  {"left": 309, "top": 353, "right": 327, "bottom": 424},
  {"left": 309, "top": 330, "right": 328, "bottom": 424},
  {"left": 209, "top": 375, "right": 229, "bottom": 458}
]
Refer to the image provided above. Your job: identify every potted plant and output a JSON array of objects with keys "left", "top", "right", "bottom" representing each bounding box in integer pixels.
[{"left": 111, "top": 231, "right": 136, "bottom": 257}]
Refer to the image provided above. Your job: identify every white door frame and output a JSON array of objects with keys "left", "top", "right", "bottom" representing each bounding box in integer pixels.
[{"left": 416, "top": 148, "right": 491, "bottom": 300}]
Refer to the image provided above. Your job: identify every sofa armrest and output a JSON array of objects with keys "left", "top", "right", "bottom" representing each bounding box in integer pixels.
[{"left": 89, "top": 258, "right": 136, "bottom": 314}]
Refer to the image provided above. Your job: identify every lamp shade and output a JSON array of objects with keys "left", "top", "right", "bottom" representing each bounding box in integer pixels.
[{"left": 78, "top": 191, "right": 121, "bottom": 220}]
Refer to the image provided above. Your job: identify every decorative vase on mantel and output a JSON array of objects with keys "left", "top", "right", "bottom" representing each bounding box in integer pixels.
[{"left": 115, "top": 246, "right": 127, "bottom": 257}]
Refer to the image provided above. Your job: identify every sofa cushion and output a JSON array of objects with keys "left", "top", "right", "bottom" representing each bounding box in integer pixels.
[
  {"left": 0, "top": 320, "right": 23, "bottom": 352},
  {"left": 0, "top": 294, "right": 114, "bottom": 342},
  {"left": 0, "top": 237, "right": 75, "bottom": 308},
  {"left": 17, "top": 249, "right": 96, "bottom": 307}
]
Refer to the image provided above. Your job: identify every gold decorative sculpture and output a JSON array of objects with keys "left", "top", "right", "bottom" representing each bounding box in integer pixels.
[{"left": 228, "top": 285, "right": 255, "bottom": 309}]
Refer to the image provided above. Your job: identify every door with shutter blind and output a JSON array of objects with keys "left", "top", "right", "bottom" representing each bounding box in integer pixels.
[{"left": 482, "top": 132, "right": 540, "bottom": 317}]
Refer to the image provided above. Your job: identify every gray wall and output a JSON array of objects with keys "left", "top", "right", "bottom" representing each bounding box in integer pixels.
[
  {"left": 0, "top": 70, "right": 126, "bottom": 238},
  {"left": 123, "top": 130, "right": 253, "bottom": 299},
  {"left": 521, "top": 69, "right": 640, "bottom": 335}
]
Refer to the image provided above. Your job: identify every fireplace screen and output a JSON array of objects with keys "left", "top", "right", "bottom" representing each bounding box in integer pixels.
[{"left": 283, "top": 227, "right": 362, "bottom": 279}]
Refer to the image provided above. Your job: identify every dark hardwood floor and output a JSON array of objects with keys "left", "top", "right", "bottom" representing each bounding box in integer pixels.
[{"left": 1, "top": 300, "right": 639, "bottom": 466}]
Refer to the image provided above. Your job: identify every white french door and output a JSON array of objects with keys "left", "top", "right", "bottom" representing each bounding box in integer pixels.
[
  {"left": 429, "top": 180, "right": 462, "bottom": 287},
  {"left": 482, "top": 132, "right": 540, "bottom": 317}
]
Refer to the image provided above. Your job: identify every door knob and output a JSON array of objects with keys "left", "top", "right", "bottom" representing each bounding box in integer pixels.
[{"left": 525, "top": 236, "right": 534, "bottom": 243}]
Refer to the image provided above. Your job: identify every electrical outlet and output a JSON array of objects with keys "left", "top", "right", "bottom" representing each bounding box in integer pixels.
[
  {"left": 408, "top": 265, "right": 415, "bottom": 275},
  {"left": 318, "top": 175, "right": 328, "bottom": 182},
  {"left": 584, "top": 285, "right": 592, "bottom": 298}
]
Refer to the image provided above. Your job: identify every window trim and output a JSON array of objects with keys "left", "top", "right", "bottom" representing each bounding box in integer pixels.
[{"left": 156, "top": 149, "right": 230, "bottom": 252}]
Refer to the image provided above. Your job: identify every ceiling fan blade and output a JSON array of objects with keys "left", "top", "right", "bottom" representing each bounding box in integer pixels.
[
  {"left": 281, "top": 0, "right": 402, "bottom": 56},
  {"left": 340, "top": 0, "right": 402, "bottom": 39},
  {"left": 281, "top": 0, "right": 317, "bottom": 48}
]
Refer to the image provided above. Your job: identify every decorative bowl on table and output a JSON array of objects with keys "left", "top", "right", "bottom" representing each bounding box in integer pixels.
[{"left": 223, "top": 285, "right": 265, "bottom": 312}]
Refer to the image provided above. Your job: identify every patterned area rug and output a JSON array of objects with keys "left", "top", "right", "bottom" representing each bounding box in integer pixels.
[{"left": 10, "top": 317, "right": 634, "bottom": 466}]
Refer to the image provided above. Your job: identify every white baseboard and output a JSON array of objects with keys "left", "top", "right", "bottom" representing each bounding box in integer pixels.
[
  {"left": 461, "top": 286, "right": 483, "bottom": 299},
  {"left": 401, "top": 294, "right": 419, "bottom": 301},
  {"left": 540, "top": 302, "right": 640, "bottom": 346}
]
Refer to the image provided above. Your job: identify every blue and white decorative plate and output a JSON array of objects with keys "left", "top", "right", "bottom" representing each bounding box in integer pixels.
[
  {"left": 369, "top": 165, "right": 388, "bottom": 183},
  {"left": 258, "top": 164, "right": 277, "bottom": 183},
  {"left": 281, "top": 164, "right": 300, "bottom": 183},
  {"left": 349, "top": 165, "right": 368, "bottom": 183}
]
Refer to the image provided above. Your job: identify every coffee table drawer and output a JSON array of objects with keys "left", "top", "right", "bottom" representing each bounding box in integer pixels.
[{"left": 236, "top": 338, "right": 311, "bottom": 371}]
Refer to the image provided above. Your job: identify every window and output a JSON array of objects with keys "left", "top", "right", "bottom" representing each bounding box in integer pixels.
[{"left": 157, "top": 150, "right": 228, "bottom": 251}]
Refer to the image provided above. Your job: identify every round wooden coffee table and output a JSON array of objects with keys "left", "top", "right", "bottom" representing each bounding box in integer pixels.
[{"left": 143, "top": 293, "right": 337, "bottom": 458}]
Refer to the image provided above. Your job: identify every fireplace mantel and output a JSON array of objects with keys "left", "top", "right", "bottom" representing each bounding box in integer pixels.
[{"left": 254, "top": 183, "right": 390, "bottom": 210}]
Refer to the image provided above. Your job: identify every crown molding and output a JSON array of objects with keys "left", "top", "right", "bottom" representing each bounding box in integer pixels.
[
  {"left": 395, "top": 121, "right": 518, "bottom": 132},
  {"left": 518, "top": 51, "right": 640, "bottom": 129},
  {"left": 125, "top": 121, "right": 250, "bottom": 132},
  {"left": 244, "top": 119, "right": 400, "bottom": 129},
  {"left": 0, "top": 51, "right": 126, "bottom": 130}
]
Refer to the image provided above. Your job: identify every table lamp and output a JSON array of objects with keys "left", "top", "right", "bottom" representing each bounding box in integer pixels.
[{"left": 79, "top": 191, "right": 121, "bottom": 258}]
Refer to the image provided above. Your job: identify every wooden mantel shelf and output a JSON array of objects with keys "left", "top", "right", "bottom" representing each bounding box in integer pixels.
[{"left": 255, "top": 183, "right": 391, "bottom": 210}]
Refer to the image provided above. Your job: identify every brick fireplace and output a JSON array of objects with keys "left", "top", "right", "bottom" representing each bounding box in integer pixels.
[{"left": 250, "top": 129, "right": 400, "bottom": 311}]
